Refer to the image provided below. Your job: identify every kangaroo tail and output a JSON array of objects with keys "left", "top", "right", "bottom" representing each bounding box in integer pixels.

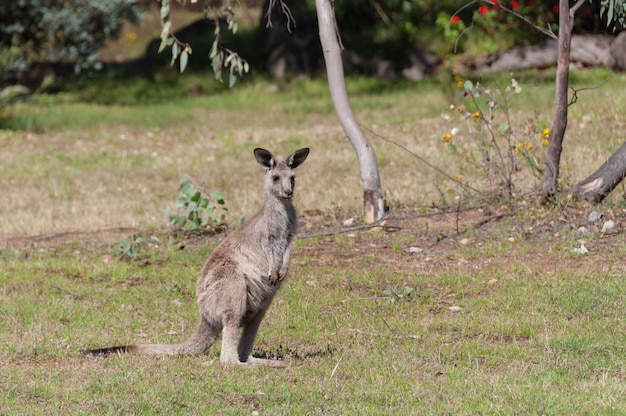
[
  {"left": 80, "top": 343, "right": 186, "bottom": 356},
  {"left": 80, "top": 315, "right": 217, "bottom": 357}
]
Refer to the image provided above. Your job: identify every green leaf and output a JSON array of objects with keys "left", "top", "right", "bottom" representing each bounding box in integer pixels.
[
  {"left": 170, "top": 42, "right": 179, "bottom": 66},
  {"left": 229, "top": 72, "right": 237, "bottom": 88},
  {"left": 180, "top": 50, "right": 189, "bottom": 73},
  {"left": 180, "top": 183, "right": 195, "bottom": 198},
  {"left": 158, "top": 21, "right": 171, "bottom": 53},
  {"left": 160, "top": 0, "right": 170, "bottom": 22},
  {"left": 209, "top": 40, "right": 218, "bottom": 59},
  {"left": 174, "top": 215, "right": 186, "bottom": 227}
]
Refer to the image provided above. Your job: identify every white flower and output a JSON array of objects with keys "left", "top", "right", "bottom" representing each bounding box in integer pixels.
[{"left": 451, "top": 127, "right": 459, "bottom": 135}]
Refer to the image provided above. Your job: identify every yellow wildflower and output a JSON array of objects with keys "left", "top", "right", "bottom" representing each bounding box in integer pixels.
[
  {"left": 471, "top": 111, "right": 481, "bottom": 120},
  {"left": 542, "top": 128, "right": 550, "bottom": 138},
  {"left": 442, "top": 133, "right": 452, "bottom": 142},
  {"left": 457, "top": 80, "right": 464, "bottom": 88},
  {"left": 527, "top": 144, "right": 533, "bottom": 151},
  {"left": 453, "top": 174, "right": 460, "bottom": 180}
]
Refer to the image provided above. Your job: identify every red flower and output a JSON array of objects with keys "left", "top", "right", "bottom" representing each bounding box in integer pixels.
[
  {"left": 581, "top": 9, "right": 593, "bottom": 17},
  {"left": 450, "top": 15, "right": 461, "bottom": 24},
  {"left": 510, "top": 0, "right": 520, "bottom": 10},
  {"left": 527, "top": 1, "right": 535, "bottom": 8},
  {"left": 552, "top": 4, "right": 560, "bottom": 12},
  {"left": 492, "top": 0, "right": 500, "bottom": 11},
  {"left": 478, "top": 5, "right": 489, "bottom": 14}
]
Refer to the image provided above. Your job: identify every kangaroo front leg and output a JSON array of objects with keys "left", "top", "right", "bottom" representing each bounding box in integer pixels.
[
  {"left": 267, "top": 250, "right": 282, "bottom": 285},
  {"left": 278, "top": 239, "right": 294, "bottom": 281}
]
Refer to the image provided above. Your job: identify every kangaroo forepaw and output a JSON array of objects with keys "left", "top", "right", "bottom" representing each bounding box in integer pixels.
[{"left": 268, "top": 272, "right": 280, "bottom": 285}]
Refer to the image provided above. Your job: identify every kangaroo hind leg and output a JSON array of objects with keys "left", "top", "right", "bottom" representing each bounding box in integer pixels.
[{"left": 238, "top": 311, "right": 286, "bottom": 368}]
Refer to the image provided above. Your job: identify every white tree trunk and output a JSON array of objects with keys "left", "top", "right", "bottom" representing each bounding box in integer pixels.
[{"left": 315, "top": 0, "right": 384, "bottom": 223}]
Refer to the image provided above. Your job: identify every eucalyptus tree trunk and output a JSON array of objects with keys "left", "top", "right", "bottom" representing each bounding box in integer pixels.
[
  {"left": 315, "top": 0, "right": 385, "bottom": 223},
  {"left": 574, "top": 142, "right": 626, "bottom": 203},
  {"left": 540, "top": 0, "right": 573, "bottom": 202}
]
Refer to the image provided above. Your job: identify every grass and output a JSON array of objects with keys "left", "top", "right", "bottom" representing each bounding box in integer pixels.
[
  {"left": 3, "top": 69, "right": 625, "bottom": 236},
  {"left": 1, "top": 67, "right": 626, "bottom": 414},
  {"left": 1, "top": 227, "right": 625, "bottom": 414}
]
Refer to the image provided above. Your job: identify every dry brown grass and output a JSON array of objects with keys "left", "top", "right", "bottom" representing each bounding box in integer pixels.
[{"left": 2, "top": 70, "right": 625, "bottom": 241}]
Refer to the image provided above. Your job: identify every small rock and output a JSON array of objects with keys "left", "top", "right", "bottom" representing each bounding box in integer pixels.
[
  {"left": 577, "top": 226, "right": 588, "bottom": 235},
  {"left": 343, "top": 217, "right": 357, "bottom": 226},
  {"left": 408, "top": 246, "right": 423, "bottom": 254},
  {"left": 601, "top": 220, "right": 615, "bottom": 233},
  {"left": 572, "top": 244, "right": 589, "bottom": 255},
  {"left": 487, "top": 278, "right": 498, "bottom": 285},
  {"left": 449, "top": 306, "right": 462, "bottom": 312},
  {"left": 588, "top": 211, "right": 603, "bottom": 222},
  {"left": 459, "top": 238, "right": 470, "bottom": 245}
]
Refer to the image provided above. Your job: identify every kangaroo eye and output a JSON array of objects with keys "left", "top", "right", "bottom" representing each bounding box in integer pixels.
[
  {"left": 290, "top": 176, "right": 295, "bottom": 185},
  {"left": 272, "top": 175, "right": 280, "bottom": 182}
]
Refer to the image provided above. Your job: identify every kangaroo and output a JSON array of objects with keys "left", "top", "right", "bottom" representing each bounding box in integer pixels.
[{"left": 80, "top": 147, "right": 310, "bottom": 367}]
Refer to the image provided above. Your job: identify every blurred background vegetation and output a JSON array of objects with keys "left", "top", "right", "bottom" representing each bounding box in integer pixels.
[{"left": 0, "top": 0, "right": 617, "bottom": 102}]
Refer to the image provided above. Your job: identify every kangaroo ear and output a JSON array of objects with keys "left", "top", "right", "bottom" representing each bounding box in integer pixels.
[
  {"left": 254, "top": 148, "right": 276, "bottom": 170},
  {"left": 286, "top": 147, "right": 310, "bottom": 169}
]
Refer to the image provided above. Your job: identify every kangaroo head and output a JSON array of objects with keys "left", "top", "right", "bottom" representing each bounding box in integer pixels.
[{"left": 254, "top": 147, "right": 310, "bottom": 200}]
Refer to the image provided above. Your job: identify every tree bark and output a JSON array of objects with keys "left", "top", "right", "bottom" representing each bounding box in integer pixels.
[
  {"left": 540, "top": 0, "right": 573, "bottom": 202},
  {"left": 315, "top": 0, "right": 384, "bottom": 223},
  {"left": 573, "top": 142, "right": 626, "bottom": 203}
]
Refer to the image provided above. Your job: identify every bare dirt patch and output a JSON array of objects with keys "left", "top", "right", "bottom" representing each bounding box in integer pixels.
[{"left": 4, "top": 203, "right": 624, "bottom": 272}]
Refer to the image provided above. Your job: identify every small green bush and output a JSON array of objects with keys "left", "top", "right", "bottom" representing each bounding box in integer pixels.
[{"left": 165, "top": 175, "right": 227, "bottom": 231}]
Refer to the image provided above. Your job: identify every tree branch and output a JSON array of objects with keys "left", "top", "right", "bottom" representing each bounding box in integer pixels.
[{"left": 481, "top": 0, "right": 557, "bottom": 39}]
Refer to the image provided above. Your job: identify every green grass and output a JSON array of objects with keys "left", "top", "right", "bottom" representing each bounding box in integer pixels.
[
  {"left": 1, "top": 68, "right": 626, "bottom": 414},
  {"left": 2, "top": 229, "right": 625, "bottom": 414}
]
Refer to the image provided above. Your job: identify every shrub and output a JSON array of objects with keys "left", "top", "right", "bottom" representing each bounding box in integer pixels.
[
  {"left": 165, "top": 175, "right": 227, "bottom": 232},
  {"left": 0, "top": 0, "right": 141, "bottom": 81}
]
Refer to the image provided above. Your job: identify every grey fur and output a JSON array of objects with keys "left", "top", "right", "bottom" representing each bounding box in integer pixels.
[{"left": 81, "top": 147, "right": 310, "bottom": 367}]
